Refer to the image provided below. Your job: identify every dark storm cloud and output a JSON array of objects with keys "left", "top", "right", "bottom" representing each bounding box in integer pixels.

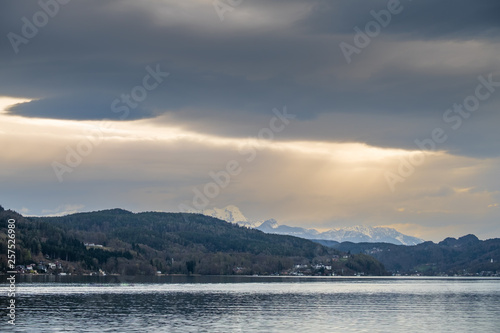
[
  {"left": 1, "top": 0, "right": 499, "bottom": 157},
  {"left": 6, "top": 93, "right": 154, "bottom": 120},
  {"left": 297, "top": 0, "right": 500, "bottom": 39}
]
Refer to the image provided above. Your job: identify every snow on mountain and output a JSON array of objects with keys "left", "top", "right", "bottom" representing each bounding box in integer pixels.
[
  {"left": 201, "top": 206, "right": 424, "bottom": 245},
  {"left": 257, "top": 219, "right": 321, "bottom": 238},
  {"left": 202, "top": 205, "right": 248, "bottom": 224},
  {"left": 256, "top": 222, "right": 424, "bottom": 245},
  {"left": 202, "top": 205, "right": 263, "bottom": 228},
  {"left": 258, "top": 219, "right": 279, "bottom": 229}
]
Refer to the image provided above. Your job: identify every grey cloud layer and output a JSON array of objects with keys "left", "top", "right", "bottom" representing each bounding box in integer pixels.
[
  {"left": 297, "top": 0, "right": 500, "bottom": 39},
  {"left": 1, "top": 0, "right": 499, "bottom": 156}
]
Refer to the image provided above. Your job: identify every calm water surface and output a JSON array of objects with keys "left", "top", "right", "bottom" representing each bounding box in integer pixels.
[{"left": 1, "top": 276, "right": 499, "bottom": 332}]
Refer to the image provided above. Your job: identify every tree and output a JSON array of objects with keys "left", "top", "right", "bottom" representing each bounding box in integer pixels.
[{"left": 186, "top": 260, "right": 196, "bottom": 274}]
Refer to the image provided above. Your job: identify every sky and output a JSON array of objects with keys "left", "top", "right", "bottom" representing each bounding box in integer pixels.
[{"left": 1, "top": 0, "right": 500, "bottom": 242}]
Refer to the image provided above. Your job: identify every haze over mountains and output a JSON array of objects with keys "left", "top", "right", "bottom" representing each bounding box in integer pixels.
[{"left": 202, "top": 206, "right": 424, "bottom": 246}]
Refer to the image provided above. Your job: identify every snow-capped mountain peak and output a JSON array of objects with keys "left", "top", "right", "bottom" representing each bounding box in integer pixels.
[
  {"left": 201, "top": 206, "right": 424, "bottom": 245},
  {"left": 202, "top": 205, "right": 248, "bottom": 224},
  {"left": 260, "top": 223, "right": 424, "bottom": 245},
  {"left": 259, "top": 219, "right": 279, "bottom": 229}
]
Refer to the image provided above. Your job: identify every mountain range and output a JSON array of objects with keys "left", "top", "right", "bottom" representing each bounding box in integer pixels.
[
  {"left": 2, "top": 205, "right": 497, "bottom": 276},
  {"left": 326, "top": 234, "right": 500, "bottom": 276},
  {"left": 0, "top": 205, "right": 386, "bottom": 276},
  {"left": 202, "top": 206, "right": 499, "bottom": 276},
  {"left": 202, "top": 205, "right": 424, "bottom": 246}
]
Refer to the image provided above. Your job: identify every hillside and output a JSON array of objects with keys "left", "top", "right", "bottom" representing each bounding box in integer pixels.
[
  {"left": 0, "top": 206, "right": 387, "bottom": 276},
  {"left": 320, "top": 235, "right": 500, "bottom": 276}
]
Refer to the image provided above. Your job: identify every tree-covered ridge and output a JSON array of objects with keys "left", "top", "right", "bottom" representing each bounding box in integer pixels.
[
  {"left": 0, "top": 207, "right": 387, "bottom": 276},
  {"left": 325, "top": 234, "right": 500, "bottom": 276},
  {"left": 0, "top": 208, "right": 131, "bottom": 273},
  {"left": 44, "top": 210, "right": 327, "bottom": 257}
]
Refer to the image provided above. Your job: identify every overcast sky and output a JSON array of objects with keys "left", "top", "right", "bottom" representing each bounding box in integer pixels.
[{"left": 1, "top": 0, "right": 500, "bottom": 241}]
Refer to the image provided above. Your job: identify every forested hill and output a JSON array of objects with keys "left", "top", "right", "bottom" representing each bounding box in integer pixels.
[
  {"left": 0, "top": 206, "right": 387, "bottom": 276},
  {"left": 321, "top": 235, "right": 500, "bottom": 276}
]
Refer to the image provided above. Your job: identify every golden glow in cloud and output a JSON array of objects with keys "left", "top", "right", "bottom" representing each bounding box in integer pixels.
[{"left": 1, "top": 96, "right": 498, "bottom": 241}]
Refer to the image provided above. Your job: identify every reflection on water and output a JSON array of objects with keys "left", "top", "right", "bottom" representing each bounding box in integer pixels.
[{"left": 1, "top": 277, "right": 500, "bottom": 332}]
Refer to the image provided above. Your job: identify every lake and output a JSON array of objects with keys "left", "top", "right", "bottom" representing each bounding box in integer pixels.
[{"left": 2, "top": 276, "right": 500, "bottom": 332}]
